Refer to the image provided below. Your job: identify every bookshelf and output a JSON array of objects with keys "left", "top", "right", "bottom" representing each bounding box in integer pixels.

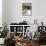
[{"left": 9, "top": 25, "right": 31, "bottom": 37}]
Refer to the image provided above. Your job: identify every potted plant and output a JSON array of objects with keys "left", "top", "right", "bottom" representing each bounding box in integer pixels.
[{"left": 0, "top": 23, "right": 9, "bottom": 44}]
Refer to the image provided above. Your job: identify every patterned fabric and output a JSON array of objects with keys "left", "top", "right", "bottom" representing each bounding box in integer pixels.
[{"left": 16, "top": 41, "right": 32, "bottom": 46}]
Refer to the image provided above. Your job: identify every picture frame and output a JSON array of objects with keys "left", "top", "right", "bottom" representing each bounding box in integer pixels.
[{"left": 22, "top": 3, "right": 32, "bottom": 16}]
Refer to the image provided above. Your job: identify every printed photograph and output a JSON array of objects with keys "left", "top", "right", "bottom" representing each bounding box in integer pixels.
[{"left": 22, "top": 3, "right": 32, "bottom": 16}]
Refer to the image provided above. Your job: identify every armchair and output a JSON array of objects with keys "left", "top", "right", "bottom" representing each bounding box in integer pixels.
[{"left": 38, "top": 26, "right": 46, "bottom": 45}]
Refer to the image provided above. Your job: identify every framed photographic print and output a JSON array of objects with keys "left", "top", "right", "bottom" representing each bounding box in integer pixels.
[{"left": 22, "top": 3, "right": 32, "bottom": 16}]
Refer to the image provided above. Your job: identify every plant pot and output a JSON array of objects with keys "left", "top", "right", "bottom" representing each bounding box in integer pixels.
[{"left": 0, "top": 38, "right": 5, "bottom": 44}]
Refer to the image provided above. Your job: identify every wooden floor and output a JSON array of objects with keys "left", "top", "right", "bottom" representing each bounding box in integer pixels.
[
  {"left": 0, "top": 44, "right": 4, "bottom": 46},
  {"left": 0, "top": 44, "right": 46, "bottom": 46},
  {"left": 40, "top": 45, "right": 46, "bottom": 46},
  {"left": 31, "top": 40, "right": 46, "bottom": 46}
]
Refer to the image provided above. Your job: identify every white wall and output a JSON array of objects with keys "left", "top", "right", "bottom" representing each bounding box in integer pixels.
[
  {"left": 7, "top": 0, "right": 32, "bottom": 24},
  {"left": 2, "top": 0, "right": 8, "bottom": 24},
  {"left": 2, "top": 0, "right": 46, "bottom": 26},
  {"left": 0, "top": 0, "right": 2, "bottom": 27},
  {"left": 32, "top": 0, "right": 46, "bottom": 26}
]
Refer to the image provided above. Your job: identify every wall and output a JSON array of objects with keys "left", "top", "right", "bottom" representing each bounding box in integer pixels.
[
  {"left": 7, "top": 0, "right": 32, "bottom": 25},
  {"left": 2, "top": 0, "right": 46, "bottom": 26},
  {"left": 32, "top": 0, "right": 46, "bottom": 26},
  {"left": 0, "top": 0, "right": 2, "bottom": 27},
  {"left": 2, "top": 0, "right": 8, "bottom": 24}
]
